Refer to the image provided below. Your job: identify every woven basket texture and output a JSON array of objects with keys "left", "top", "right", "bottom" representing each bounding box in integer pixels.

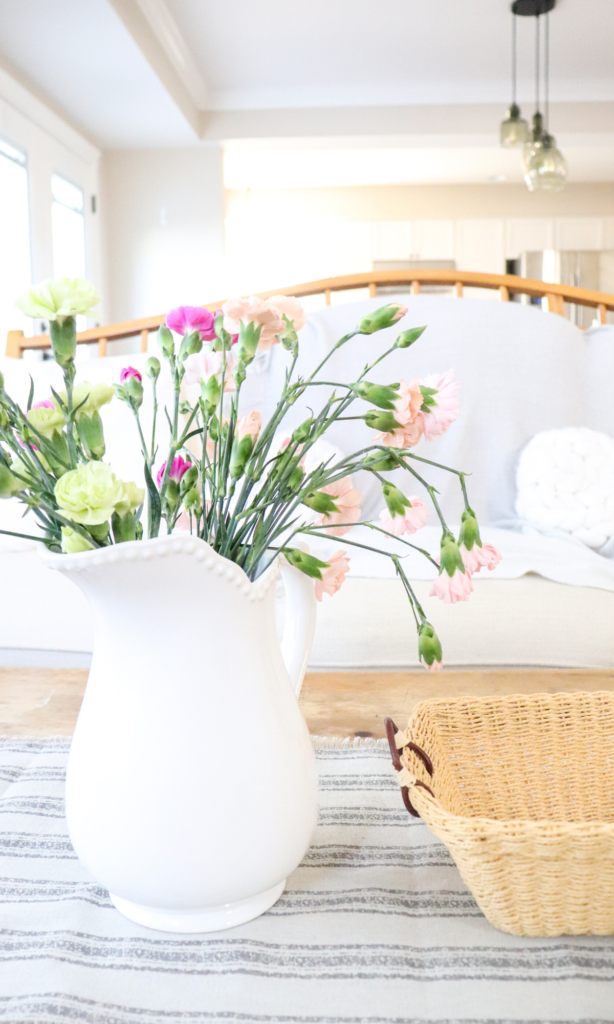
[{"left": 402, "top": 690, "right": 614, "bottom": 936}]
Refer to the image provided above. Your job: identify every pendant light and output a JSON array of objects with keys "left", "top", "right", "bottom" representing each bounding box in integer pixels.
[
  {"left": 517, "top": 1, "right": 568, "bottom": 192},
  {"left": 500, "top": 13, "right": 528, "bottom": 147}
]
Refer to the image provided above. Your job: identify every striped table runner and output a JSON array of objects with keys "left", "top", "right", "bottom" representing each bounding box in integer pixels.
[{"left": 0, "top": 737, "right": 612, "bottom": 1023}]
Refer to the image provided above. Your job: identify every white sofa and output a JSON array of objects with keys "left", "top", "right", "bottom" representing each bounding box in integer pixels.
[{"left": 2, "top": 295, "right": 614, "bottom": 670}]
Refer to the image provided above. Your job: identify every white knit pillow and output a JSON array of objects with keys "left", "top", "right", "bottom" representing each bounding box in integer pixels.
[{"left": 516, "top": 427, "right": 614, "bottom": 549}]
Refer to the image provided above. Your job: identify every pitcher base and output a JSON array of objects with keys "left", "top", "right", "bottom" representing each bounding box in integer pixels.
[{"left": 110, "top": 880, "right": 286, "bottom": 933}]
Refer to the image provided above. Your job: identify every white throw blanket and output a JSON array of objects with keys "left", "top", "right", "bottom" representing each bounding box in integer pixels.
[{"left": 516, "top": 427, "right": 614, "bottom": 550}]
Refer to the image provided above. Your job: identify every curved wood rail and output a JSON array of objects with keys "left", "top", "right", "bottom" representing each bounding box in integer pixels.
[{"left": 6, "top": 269, "right": 614, "bottom": 358}]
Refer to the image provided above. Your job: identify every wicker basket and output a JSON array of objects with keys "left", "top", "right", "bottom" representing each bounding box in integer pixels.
[{"left": 385, "top": 691, "right": 614, "bottom": 936}]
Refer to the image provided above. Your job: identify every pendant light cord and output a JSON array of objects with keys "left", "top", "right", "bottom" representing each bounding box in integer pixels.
[
  {"left": 535, "top": 13, "right": 540, "bottom": 114},
  {"left": 512, "top": 13, "right": 517, "bottom": 105},
  {"left": 548, "top": 10, "right": 552, "bottom": 131}
]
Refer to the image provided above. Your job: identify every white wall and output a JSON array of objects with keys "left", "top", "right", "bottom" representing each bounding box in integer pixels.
[
  {"left": 100, "top": 146, "right": 225, "bottom": 326},
  {"left": 0, "top": 66, "right": 101, "bottom": 353}
]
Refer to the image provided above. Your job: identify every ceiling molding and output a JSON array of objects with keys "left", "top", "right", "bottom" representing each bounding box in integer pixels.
[
  {"left": 135, "top": 0, "right": 209, "bottom": 109},
  {"left": 203, "top": 101, "right": 614, "bottom": 143},
  {"left": 108, "top": 0, "right": 203, "bottom": 137}
]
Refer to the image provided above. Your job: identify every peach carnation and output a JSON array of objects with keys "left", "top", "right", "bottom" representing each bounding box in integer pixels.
[
  {"left": 460, "top": 542, "right": 502, "bottom": 574},
  {"left": 419, "top": 369, "right": 460, "bottom": 441},
  {"left": 315, "top": 550, "right": 350, "bottom": 602},
  {"left": 268, "top": 295, "right": 306, "bottom": 333},
  {"left": 317, "top": 477, "right": 362, "bottom": 537},
  {"left": 222, "top": 296, "right": 285, "bottom": 351},
  {"left": 379, "top": 496, "right": 428, "bottom": 536},
  {"left": 236, "top": 410, "right": 262, "bottom": 444},
  {"left": 429, "top": 567, "right": 473, "bottom": 604}
]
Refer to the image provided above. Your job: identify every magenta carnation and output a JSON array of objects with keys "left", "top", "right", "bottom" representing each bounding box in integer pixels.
[
  {"left": 32, "top": 400, "right": 54, "bottom": 410},
  {"left": 157, "top": 454, "right": 192, "bottom": 488},
  {"left": 166, "top": 306, "right": 216, "bottom": 341},
  {"left": 120, "top": 366, "right": 142, "bottom": 383}
]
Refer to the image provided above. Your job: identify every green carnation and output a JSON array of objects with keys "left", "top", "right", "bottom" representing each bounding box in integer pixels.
[
  {"left": 26, "top": 405, "right": 66, "bottom": 439},
  {"left": 61, "top": 527, "right": 94, "bottom": 553},
  {"left": 54, "top": 461, "right": 126, "bottom": 526},
  {"left": 114, "top": 480, "right": 145, "bottom": 515},
  {"left": 16, "top": 277, "right": 100, "bottom": 322},
  {"left": 55, "top": 381, "right": 115, "bottom": 419}
]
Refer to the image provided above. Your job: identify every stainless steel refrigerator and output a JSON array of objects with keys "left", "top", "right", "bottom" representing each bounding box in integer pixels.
[{"left": 521, "top": 250, "right": 614, "bottom": 327}]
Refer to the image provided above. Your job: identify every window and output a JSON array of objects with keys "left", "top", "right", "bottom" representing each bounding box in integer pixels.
[
  {"left": 52, "top": 173, "right": 85, "bottom": 279},
  {"left": 0, "top": 138, "right": 31, "bottom": 354}
]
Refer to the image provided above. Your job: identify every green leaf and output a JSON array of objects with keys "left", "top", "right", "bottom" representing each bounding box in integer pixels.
[{"left": 144, "top": 460, "right": 161, "bottom": 539}]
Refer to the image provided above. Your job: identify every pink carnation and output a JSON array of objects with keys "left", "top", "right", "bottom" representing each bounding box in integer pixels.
[
  {"left": 317, "top": 477, "right": 362, "bottom": 537},
  {"left": 120, "top": 366, "right": 142, "bottom": 383},
  {"left": 32, "top": 400, "right": 55, "bottom": 410},
  {"left": 222, "top": 296, "right": 286, "bottom": 351},
  {"left": 379, "top": 496, "right": 428, "bottom": 536},
  {"left": 183, "top": 350, "right": 236, "bottom": 392},
  {"left": 157, "top": 454, "right": 192, "bottom": 488},
  {"left": 460, "top": 542, "right": 502, "bottom": 574},
  {"left": 166, "top": 306, "right": 216, "bottom": 341},
  {"left": 429, "top": 567, "right": 473, "bottom": 604},
  {"left": 419, "top": 369, "right": 460, "bottom": 441},
  {"left": 315, "top": 550, "right": 350, "bottom": 602}
]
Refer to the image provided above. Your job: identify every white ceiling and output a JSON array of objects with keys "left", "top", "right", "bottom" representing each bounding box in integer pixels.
[
  {"left": 169, "top": 0, "right": 614, "bottom": 110},
  {"left": 0, "top": 0, "right": 612, "bottom": 186}
]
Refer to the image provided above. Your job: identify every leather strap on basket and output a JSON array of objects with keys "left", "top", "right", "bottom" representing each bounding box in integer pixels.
[{"left": 384, "top": 717, "right": 435, "bottom": 818}]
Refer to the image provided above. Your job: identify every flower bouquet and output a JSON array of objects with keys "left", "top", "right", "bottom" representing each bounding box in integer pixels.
[{"left": 1, "top": 277, "right": 501, "bottom": 671}]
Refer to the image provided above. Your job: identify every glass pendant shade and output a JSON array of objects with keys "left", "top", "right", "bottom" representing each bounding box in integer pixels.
[
  {"left": 500, "top": 103, "right": 529, "bottom": 147},
  {"left": 523, "top": 132, "right": 568, "bottom": 192}
]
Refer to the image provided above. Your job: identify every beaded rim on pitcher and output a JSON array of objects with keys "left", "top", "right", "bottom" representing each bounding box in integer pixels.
[{"left": 40, "top": 534, "right": 281, "bottom": 602}]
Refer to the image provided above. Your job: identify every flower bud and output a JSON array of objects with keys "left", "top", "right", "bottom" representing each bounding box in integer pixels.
[
  {"left": 382, "top": 482, "right": 410, "bottom": 517},
  {"left": 284, "top": 547, "right": 329, "bottom": 580},
  {"left": 145, "top": 356, "right": 161, "bottom": 380},
  {"left": 302, "top": 490, "right": 339, "bottom": 515},
  {"left": 236, "top": 320, "right": 262, "bottom": 365},
  {"left": 395, "top": 325, "right": 426, "bottom": 349},
  {"left": 233, "top": 360, "right": 247, "bottom": 387},
  {"left": 183, "top": 486, "right": 202, "bottom": 514},
  {"left": 178, "top": 400, "right": 192, "bottom": 415},
  {"left": 357, "top": 303, "right": 407, "bottom": 336},
  {"left": 229, "top": 434, "right": 255, "bottom": 480},
  {"left": 364, "top": 410, "right": 402, "bottom": 433},
  {"left": 49, "top": 316, "right": 77, "bottom": 368},
  {"left": 364, "top": 451, "right": 400, "bottom": 472},
  {"left": 288, "top": 463, "right": 304, "bottom": 491},
  {"left": 125, "top": 375, "right": 144, "bottom": 410},
  {"left": 77, "top": 411, "right": 106, "bottom": 460},
  {"left": 201, "top": 374, "right": 221, "bottom": 414},
  {"left": 458, "top": 507, "right": 481, "bottom": 551},
  {"left": 61, "top": 526, "right": 94, "bottom": 553},
  {"left": 351, "top": 381, "right": 400, "bottom": 411},
  {"left": 418, "top": 621, "right": 443, "bottom": 671},
  {"left": 88, "top": 521, "right": 110, "bottom": 542},
  {"left": 112, "top": 510, "right": 137, "bottom": 544},
  {"left": 280, "top": 315, "right": 299, "bottom": 354},
  {"left": 292, "top": 416, "right": 313, "bottom": 443},
  {"left": 157, "top": 325, "right": 175, "bottom": 357},
  {"left": 165, "top": 478, "right": 181, "bottom": 509},
  {"left": 180, "top": 465, "right": 199, "bottom": 494},
  {"left": 0, "top": 463, "right": 21, "bottom": 498},
  {"left": 439, "top": 531, "right": 466, "bottom": 577},
  {"left": 180, "top": 331, "right": 202, "bottom": 359}
]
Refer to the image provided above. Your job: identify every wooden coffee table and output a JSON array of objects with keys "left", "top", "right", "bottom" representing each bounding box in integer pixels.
[{"left": 1, "top": 666, "right": 613, "bottom": 738}]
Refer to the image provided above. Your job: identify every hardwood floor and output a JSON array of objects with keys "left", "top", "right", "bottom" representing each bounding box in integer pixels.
[{"left": 1, "top": 666, "right": 613, "bottom": 738}]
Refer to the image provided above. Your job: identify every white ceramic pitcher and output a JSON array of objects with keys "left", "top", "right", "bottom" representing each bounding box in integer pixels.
[{"left": 41, "top": 534, "right": 319, "bottom": 933}]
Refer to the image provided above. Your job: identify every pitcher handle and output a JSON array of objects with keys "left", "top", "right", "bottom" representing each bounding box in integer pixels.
[{"left": 279, "top": 557, "right": 318, "bottom": 698}]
